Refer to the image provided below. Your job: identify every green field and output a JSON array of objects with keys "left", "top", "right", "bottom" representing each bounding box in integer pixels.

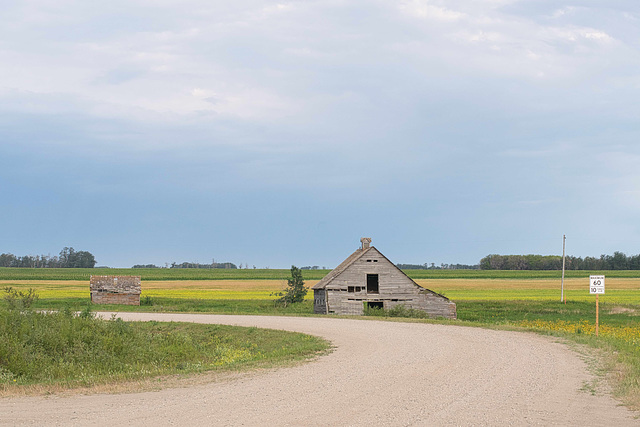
[
  {"left": 0, "top": 268, "right": 328, "bottom": 281},
  {"left": 3, "top": 267, "right": 640, "bottom": 281}
]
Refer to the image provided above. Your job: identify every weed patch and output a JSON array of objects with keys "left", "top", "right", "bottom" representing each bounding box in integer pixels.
[{"left": 0, "top": 304, "right": 328, "bottom": 394}]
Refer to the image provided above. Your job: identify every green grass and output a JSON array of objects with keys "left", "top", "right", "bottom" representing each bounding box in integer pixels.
[
  {"left": 4, "top": 267, "right": 640, "bottom": 281},
  {"left": 0, "top": 268, "right": 330, "bottom": 281},
  {"left": 439, "top": 289, "right": 640, "bottom": 304},
  {"left": 33, "top": 298, "right": 315, "bottom": 316},
  {"left": 0, "top": 304, "right": 328, "bottom": 393},
  {"left": 455, "top": 299, "right": 636, "bottom": 326}
]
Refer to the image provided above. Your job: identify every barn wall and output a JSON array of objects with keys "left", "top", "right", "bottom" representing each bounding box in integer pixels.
[
  {"left": 323, "top": 248, "right": 456, "bottom": 319},
  {"left": 313, "top": 289, "right": 327, "bottom": 314},
  {"left": 90, "top": 275, "right": 141, "bottom": 306}
]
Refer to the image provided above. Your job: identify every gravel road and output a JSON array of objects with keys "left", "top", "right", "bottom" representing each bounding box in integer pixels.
[{"left": 1, "top": 313, "right": 637, "bottom": 426}]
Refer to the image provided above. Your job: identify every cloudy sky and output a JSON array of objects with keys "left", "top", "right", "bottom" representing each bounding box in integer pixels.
[{"left": 1, "top": 1, "right": 639, "bottom": 268}]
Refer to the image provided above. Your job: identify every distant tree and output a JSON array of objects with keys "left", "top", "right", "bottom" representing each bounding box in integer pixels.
[
  {"left": 0, "top": 248, "right": 95, "bottom": 268},
  {"left": 273, "top": 266, "right": 308, "bottom": 307},
  {"left": 74, "top": 251, "right": 96, "bottom": 268},
  {"left": 479, "top": 252, "right": 640, "bottom": 270},
  {"left": 169, "top": 261, "right": 236, "bottom": 269},
  {"left": 0, "top": 253, "right": 17, "bottom": 267}
]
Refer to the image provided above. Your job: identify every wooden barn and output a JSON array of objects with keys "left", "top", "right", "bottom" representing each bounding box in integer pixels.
[{"left": 312, "top": 238, "right": 456, "bottom": 319}]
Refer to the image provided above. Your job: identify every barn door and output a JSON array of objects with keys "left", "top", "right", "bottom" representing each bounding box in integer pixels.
[{"left": 367, "top": 274, "right": 379, "bottom": 293}]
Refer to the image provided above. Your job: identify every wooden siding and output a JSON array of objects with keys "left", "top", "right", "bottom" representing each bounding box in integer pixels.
[{"left": 316, "top": 247, "right": 456, "bottom": 319}]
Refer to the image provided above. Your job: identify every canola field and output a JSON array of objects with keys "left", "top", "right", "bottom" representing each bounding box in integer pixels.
[{"left": 2, "top": 275, "right": 640, "bottom": 304}]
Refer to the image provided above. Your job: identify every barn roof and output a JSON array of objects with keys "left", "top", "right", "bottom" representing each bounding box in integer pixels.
[{"left": 312, "top": 246, "right": 374, "bottom": 290}]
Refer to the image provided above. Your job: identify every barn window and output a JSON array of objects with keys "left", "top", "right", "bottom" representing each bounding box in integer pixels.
[
  {"left": 366, "top": 259, "right": 372, "bottom": 262},
  {"left": 373, "top": 260, "right": 378, "bottom": 262},
  {"left": 365, "top": 301, "right": 383, "bottom": 310},
  {"left": 367, "top": 274, "right": 379, "bottom": 293},
  {"left": 348, "top": 286, "right": 355, "bottom": 293}
]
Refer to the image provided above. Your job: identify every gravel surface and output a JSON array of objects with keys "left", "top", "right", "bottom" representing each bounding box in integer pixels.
[{"left": 1, "top": 313, "right": 637, "bottom": 426}]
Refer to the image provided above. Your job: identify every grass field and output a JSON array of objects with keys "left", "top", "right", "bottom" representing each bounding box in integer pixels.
[
  {"left": 2, "top": 269, "right": 640, "bottom": 409},
  {"left": 3, "top": 267, "right": 640, "bottom": 281},
  {"left": 0, "top": 307, "right": 328, "bottom": 396}
]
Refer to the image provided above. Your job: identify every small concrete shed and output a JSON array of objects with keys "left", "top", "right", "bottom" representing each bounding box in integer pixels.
[
  {"left": 90, "top": 275, "right": 141, "bottom": 305},
  {"left": 313, "top": 238, "right": 456, "bottom": 319}
]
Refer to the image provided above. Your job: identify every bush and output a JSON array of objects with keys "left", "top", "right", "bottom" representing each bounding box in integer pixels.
[
  {"left": 273, "top": 266, "right": 308, "bottom": 307},
  {"left": 2, "top": 287, "right": 38, "bottom": 311},
  {"left": 363, "top": 304, "right": 429, "bottom": 319}
]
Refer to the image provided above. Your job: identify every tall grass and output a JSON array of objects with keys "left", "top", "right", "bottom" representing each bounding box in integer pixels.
[{"left": 0, "top": 303, "right": 328, "bottom": 391}]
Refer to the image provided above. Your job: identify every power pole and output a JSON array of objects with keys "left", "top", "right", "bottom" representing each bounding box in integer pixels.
[{"left": 561, "top": 234, "right": 566, "bottom": 304}]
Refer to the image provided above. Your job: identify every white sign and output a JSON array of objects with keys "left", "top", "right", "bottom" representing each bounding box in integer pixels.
[{"left": 590, "top": 275, "right": 605, "bottom": 294}]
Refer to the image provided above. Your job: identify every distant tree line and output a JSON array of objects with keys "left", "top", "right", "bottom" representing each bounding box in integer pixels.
[
  {"left": 397, "top": 263, "right": 480, "bottom": 270},
  {"left": 169, "top": 262, "right": 237, "bottom": 269},
  {"left": 480, "top": 252, "right": 640, "bottom": 270},
  {"left": 0, "top": 247, "right": 96, "bottom": 268}
]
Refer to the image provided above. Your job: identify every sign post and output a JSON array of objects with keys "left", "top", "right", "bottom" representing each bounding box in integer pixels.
[
  {"left": 590, "top": 275, "right": 605, "bottom": 336},
  {"left": 561, "top": 235, "right": 566, "bottom": 304}
]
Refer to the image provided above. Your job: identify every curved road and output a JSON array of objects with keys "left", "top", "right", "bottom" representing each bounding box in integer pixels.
[{"left": 1, "top": 313, "right": 637, "bottom": 426}]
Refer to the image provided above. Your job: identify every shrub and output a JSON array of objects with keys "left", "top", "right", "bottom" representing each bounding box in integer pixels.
[
  {"left": 363, "top": 304, "right": 429, "bottom": 319},
  {"left": 2, "top": 287, "right": 38, "bottom": 311},
  {"left": 273, "top": 266, "right": 308, "bottom": 307}
]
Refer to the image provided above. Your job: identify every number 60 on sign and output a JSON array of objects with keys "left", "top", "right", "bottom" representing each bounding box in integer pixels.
[{"left": 590, "top": 275, "right": 605, "bottom": 294}]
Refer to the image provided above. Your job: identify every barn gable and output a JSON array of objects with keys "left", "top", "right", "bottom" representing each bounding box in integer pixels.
[{"left": 313, "top": 238, "right": 456, "bottom": 319}]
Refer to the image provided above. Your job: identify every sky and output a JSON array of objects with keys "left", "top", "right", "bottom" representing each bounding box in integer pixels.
[{"left": 1, "top": 1, "right": 640, "bottom": 268}]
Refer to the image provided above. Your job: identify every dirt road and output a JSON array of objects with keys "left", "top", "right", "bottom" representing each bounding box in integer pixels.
[{"left": 1, "top": 313, "right": 637, "bottom": 426}]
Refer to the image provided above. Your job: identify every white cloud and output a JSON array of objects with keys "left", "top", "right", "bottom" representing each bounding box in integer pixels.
[{"left": 399, "top": 0, "right": 464, "bottom": 21}]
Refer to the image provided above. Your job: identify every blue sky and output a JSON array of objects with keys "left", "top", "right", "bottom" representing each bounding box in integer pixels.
[{"left": 1, "top": 1, "right": 639, "bottom": 268}]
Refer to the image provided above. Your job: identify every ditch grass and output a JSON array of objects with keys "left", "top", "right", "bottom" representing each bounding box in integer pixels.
[
  {"left": 31, "top": 298, "right": 316, "bottom": 316},
  {"left": 0, "top": 304, "right": 329, "bottom": 396}
]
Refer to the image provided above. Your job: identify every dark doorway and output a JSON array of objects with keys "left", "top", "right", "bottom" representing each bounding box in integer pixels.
[
  {"left": 366, "top": 301, "right": 383, "bottom": 310},
  {"left": 367, "top": 274, "right": 379, "bottom": 293}
]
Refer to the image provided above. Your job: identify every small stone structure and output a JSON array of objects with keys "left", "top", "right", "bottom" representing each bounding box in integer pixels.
[
  {"left": 313, "top": 238, "right": 456, "bottom": 319},
  {"left": 90, "top": 275, "right": 141, "bottom": 305}
]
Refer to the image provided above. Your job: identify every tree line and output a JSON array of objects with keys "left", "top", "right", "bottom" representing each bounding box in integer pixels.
[
  {"left": 0, "top": 247, "right": 97, "bottom": 268},
  {"left": 169, "top": 261, "right": 237, "bottom": 269},
  {"left": 132, "top": 262, "right": 238, "bottom": 269},
  {"left": 480, "top": 252, "right": 640, "bottom": 270},
  {"left": 397, "top": 263, "right": 480, "bottom": 270}
]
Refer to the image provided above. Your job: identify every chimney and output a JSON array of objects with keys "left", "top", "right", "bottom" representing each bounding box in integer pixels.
[{"left": 360, "top": 237, "right": 372, "bottom": 250}]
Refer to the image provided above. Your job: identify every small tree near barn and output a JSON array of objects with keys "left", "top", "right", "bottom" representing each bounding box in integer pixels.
[{"left": 274, "top": 266, "right": 308, "bottom": 307}]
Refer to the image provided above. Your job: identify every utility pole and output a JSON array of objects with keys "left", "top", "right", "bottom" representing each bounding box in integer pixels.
[{"left": 561, "top": 234, "right": 566, "bottom": 304}]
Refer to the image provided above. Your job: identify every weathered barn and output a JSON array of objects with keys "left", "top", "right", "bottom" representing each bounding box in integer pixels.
[
  {"left": 90, "top": 275, "right": 141, "bottom": 305},
  {"left": 313, "top": 238, "right": 456, "bottom": 319}
]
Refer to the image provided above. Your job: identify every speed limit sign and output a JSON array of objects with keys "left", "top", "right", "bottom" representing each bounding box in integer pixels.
[{"left": 590, "top": 275, "right": 605, "bottom": 294}]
